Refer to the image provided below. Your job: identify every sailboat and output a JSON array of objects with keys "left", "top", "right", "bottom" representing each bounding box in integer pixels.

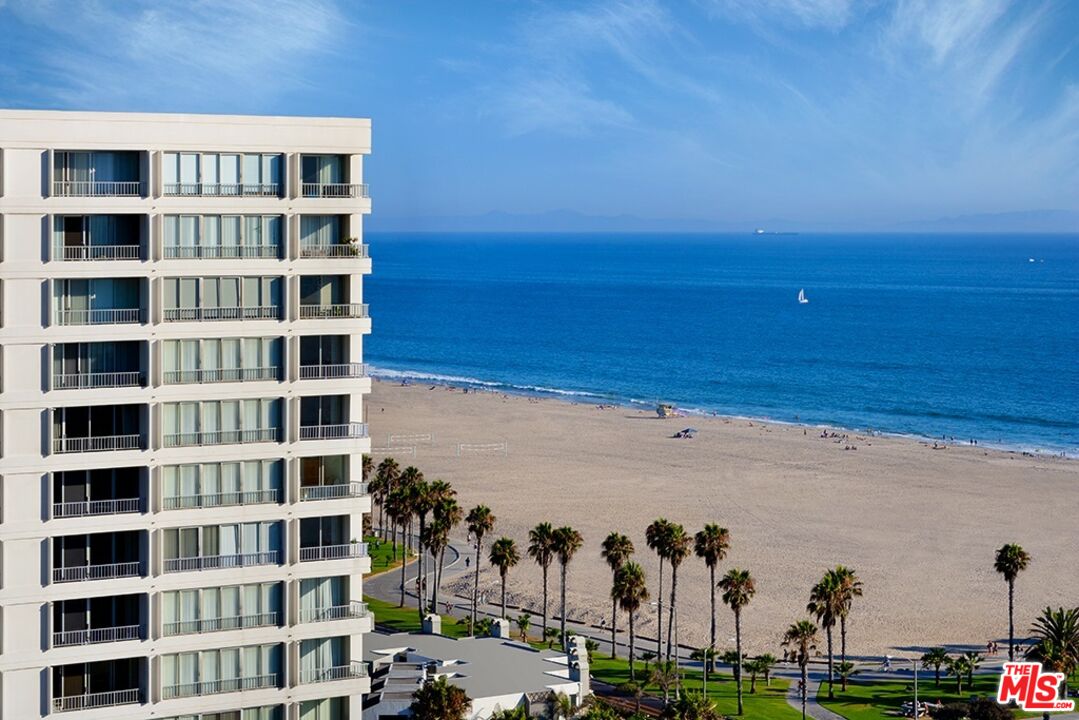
[{"left": 798, "top": 288, "right": 809, "bottom": 304}]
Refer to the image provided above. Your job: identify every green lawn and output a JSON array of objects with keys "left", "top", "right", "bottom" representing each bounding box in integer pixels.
[
  {"left": 817, "top": 674, "right": 1025, "bottom": 720},
  {"left": 363, "top": 595, "right": 471, "bottom": 639},
  {"left": 588, "top": 652, "right": 801, "bottom": 720},
  {"left": 363, "top": 535, "right": 413, "bottom": 576}
]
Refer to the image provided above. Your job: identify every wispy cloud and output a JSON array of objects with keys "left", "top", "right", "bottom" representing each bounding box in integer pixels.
[
  {"left": 0, "top": 0, "right": 346, "bottom": 108},
  {"left": 700, "top": 0, "right": 856, "bottom": 30}
]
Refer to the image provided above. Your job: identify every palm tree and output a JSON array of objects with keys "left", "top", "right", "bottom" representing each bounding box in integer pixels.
[
  {"left": 384, "top": 487, "right": 412, "bottom": 606},
  {"left": 661, "top": 691, "right": 722, "bottom": 720},
  {"left": 947, "top": 655, "right": 971, "bottom": 694},
  {"left": 551, "top": 526, "right": 583, "bottom": 652},
  {"left": 552, "top": 692, "right": 573, "bottom": 720},
  {"left": 428, "top": 497, "right": 462, "bottom": 614},
  {"left": 664, "top": 524, "right": 692, "bottom": 674},
  {"left": 516, "top": 612, "right": 531, "bottom": 642},
  {"left": 527, "top": 523, "right": 556, "bottom": 642},
  {"left": 419, "top": 480, "right": 455, "bottom": 613},
  {"left": 488, "top": 536, "right": 520, "bottom": 619},
  {"left": 361, "top": 453, "right": 374, "bottom": 482},
  {"left": 651, "top": 660, "right": 678, "bottom": 707},
  {"left": 921, "top": 647, "right": 950, "bottom": 687},
  {"left": 646, "top": 518, "right": 673, "bottom": 658},
  {"left": 833, "top": 565, "right": 863, "bottom": 691},
  {"left": 783, "top": 620, "right": 819, "bottom": 720},
  {"left": 807, "top": 571, "right": 843, "bottom": 699},
  {"left": 719, "top": 568, "right": 756, "bottom": 716},
  {"left": 601, "top": 532, "right": 634, "bottom": 659},
  {"left": 1026, "top": 606, "right": 1079, "bottom": 693},
  {"left": 744, "top": 657, "right": 765, "bottom": 694},
  {"left": 399, "top": 466, "right": 424, "bottom": 552},
  {"left": 408, "top": 477, "right": 434, "bottom": 620},
  {"left": 756, "top": 653, "right": 778, "bottom": 686},
  {"left": 694, "top": 524, "right": 731, "bottom": 656},
  {"left": 465, "top": 505, "right": 495, "bottom": 634},
  {"left": 410, "top": 676, "right": 471, "bottom": 720},
  {"left": 374, "top": 457, "right": 400, "bottom": 544},
  {"left": 835, "top": 661, "right": 859, "bottom": 689},
  {"left": 962, "top": 651, "right": 982, "bottom": 688},
  {"left": 691, "top": 647, "right": 718, "bottom": 692},
  {"left": 994, "top": 543, "right": 1032, "bottom": 661},
  {"left": 543, "top": 626, "right": 559, "bottom": 649}
]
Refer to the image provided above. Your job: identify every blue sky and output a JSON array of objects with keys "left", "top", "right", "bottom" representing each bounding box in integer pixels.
[{"left": 1, "top": 0, "right": 1077, "bottom": 229}]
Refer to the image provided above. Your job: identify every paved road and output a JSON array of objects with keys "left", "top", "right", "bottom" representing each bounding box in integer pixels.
[{"left": 364, "top": 532, "right": 1079, "bottom": 720}]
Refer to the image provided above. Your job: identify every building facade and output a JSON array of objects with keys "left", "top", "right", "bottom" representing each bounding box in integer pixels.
[{"left": 0, "top": 110, "right": 373, "bottom": 720}]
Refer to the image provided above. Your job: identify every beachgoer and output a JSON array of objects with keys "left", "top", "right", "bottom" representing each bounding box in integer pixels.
[{"left": 465, "top": 556, "right": 470, "bottom": 568}]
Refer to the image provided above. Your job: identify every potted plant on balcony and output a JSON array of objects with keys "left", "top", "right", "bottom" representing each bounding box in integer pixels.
[{"left": 344, "top": 237, "right": 364, "bottom": 257}]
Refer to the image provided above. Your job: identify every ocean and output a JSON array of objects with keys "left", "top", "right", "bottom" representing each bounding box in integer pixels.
[{"left": 364, "top": 233, "right": 1079, "bottom": 455}]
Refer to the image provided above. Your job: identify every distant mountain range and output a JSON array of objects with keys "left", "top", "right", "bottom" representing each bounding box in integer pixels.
[{"left": 368, "top": 208, "right": 1079, "bottom": 234}]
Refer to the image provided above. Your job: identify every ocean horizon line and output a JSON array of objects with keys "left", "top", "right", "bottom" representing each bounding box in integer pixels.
[{"left": 367, "top": 364, "right": 1077, "bottom": 459}]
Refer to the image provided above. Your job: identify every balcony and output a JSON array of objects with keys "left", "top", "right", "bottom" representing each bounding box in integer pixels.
[
  {"left": 53, "top": 371, "right": 143, "bottom": 390},
  {"left": 299, "top": 363, "right": 367, "bottom": 380},
  {"left": 299, "top": 482, "right": 367, "bottom": 502},
  {"left": 298, "top": 303, "right": 368, "bottom": 320},
  {"left": 55, "top": 308, "right": 142, "bottom": 326},
  {"left": 53, "top": 624, "right": 141, "bottom": 648},
  {"left": 163, "top": 488, "right": 280, "bottom": 510},
  {"left": 299, "top": 662, "right": 367, "bottom": 684},
  {"left": 163, "top": 427, "right": 280, "bottom": 448},
  {"left": 163, "top": 612, "right": 278, "bottom": 637},
  {"left": 53, "top": 688, "right": 141, "bottom": 713},
  {"left": 164, "top": 244, "right": 279, "bottom": 259},
  {"left": 53, "top": 561, "right": 142, "bottom": 584},
  {"left": 54, "top": 434, "right": 141, "bottom": 454},
  {"left": 301, "top": 182, "right": 369, "bottom": 199},
  {"left": 300, "top": 242, "right": 369, "bottom": 259},
  {"left": 163, "top": 367, "right": 279, "bottom": 384},
  {"left": 163, "top": 550, "right": 279, "bottom": 573},
  {"left": 57, "top": 244, "right": 141, "bottom": 261},
  {"left": 299, "top": 543, "right": 367, "bottom": 563},
  {"left": 161, "top": 674, "right": 277, "bottom": 700},
  {"left": 52, "top": 181, "right": 142, "bottom": 197},
  {"left": 299, "top": 601, "right": 368, "bottom": 624},
  {"left": 163, "top": 306, "right": 280, "bottom": 322},
  {"left": 299, "top": 423, "right": 367, "bottom": 441},
  {"left": 163, "top": 182, "right": 279, "bottom": 197},
  {"left": 53, "top": 497, "right": 141, "bottom": 518}
]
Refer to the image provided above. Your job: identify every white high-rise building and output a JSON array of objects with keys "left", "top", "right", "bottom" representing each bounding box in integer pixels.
[{"left": 0, "top": 110, "right": 373, "bottom": 720}]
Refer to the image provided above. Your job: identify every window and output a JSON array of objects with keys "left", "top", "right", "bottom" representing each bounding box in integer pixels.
[
  {"left": 163, "top": 152, "right": 281, "bottom": 196},
  {"left": 298, "top": 698, "right": 345, "bottom": 720},
  {"left": 164, "top": 215, "right": 280, "bottom": 258},
  {"left": 162, "top": 398, "right": 281, "bottom": 445},
  {"left": 162, "top": 337, "right": 280, "bottom": 384},
  {"left": 161, "top": 583, "right": 281, "bottom": 635},
  {"left": 161, "top": 522, "right": 281, "bottom": 565},
  {"left": 300, "top": 216, "right": 341, "bottom": 249},
  {"left": 298, "top": 577, "right": 346, "bottom": 618},
  {"left": 162, "top": 277, "right": 281, "bottom": 320},
  {"left": 161, "top": 460, "right": 282, "bottom": 508},
  {"left": 160, "top": 644, "right": 281, "bottom": 698},
  {"left": 166, "top": 706, "right": 283, "bottom": 720}
]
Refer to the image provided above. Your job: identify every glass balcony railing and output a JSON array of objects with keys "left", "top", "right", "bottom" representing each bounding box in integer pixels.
[
  {"left": 161, "top": 674, "right": 277, "bottom": 700},
  {"left": 163, "top": 551, "right": 279, "bottom": 573},
  {"left": 298, "top": 543, "right": 367, "bottom": 563},
  {"left": 162, "top": 428, "right": 281, "bottom": 448},
  {"left": 298, "top": 602, "right": 368, "bottom": 624},
  {"left": 162, "top": 612, "right": 278, "bottom": 637},
  {"left": 299, "top": 483, "right": 367, "bottom": 502},
  {"left": 298, "top": 662, "right": 367, "bottom": 684},
  {"left": 162, "top": 488, "right": 280, "bottom": 510}
]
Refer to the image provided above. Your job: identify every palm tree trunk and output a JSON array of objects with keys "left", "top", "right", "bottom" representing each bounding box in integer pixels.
[
  {"left": 657, "top": 558, "right": 665, "bottom": 659},
  {"left": 666, "top": 567, "right": 677, "bottom": 662},
  {"left": 800, "top": 660, "right": 808, "bottom": 720},
  {"left": 709, "top": 564, "right": 717, "bottom": 655},
  {"left": 560, "top": 562, "right": 568, "bottom": 652},
  {"left": 399, "top": 534, "right": 407, "bottom": 607},
  {"left": 541, "top": 565, "right": 549, "bottom": 641},
  {"left": 827, "top": 626, "right": 835, "bottom": 699},
  {"left": 629, "top": 611, "right": 637, "bottom": 682},
  {"left": 1008, "top": 577, "right": 1015, "bottom": 661},
  {"left": 611, "top": 593, "right": 618, "bottom": 659},
  {"left": 471, "top": 542, "right": 481, "bottom": 635},
  {"left": 416, "top": 519, "right": 425, "bottom": 622},
  {"left": 501, "top": 572, "right": 507, "bottom": 619},
  {"left": 735, "top": 609, "right": 744, "bottom": 715},
  {"left": 431, "top": 545, "right": 445, "bottom": 614},
  {"left": 840, "top": 616, "right": 849, "bottom": 691}
]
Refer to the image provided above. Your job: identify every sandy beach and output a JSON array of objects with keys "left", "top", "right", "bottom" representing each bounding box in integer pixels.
[{"left": 366, "top": 379, "right": 1079, "bottom": 657}]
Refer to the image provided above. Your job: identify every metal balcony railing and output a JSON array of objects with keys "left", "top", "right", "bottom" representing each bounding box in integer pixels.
[
  {"left": 53, "top": 561, "right": 142, "bottom": 583},
  {"left": 301, "top": 182, "right": 369, "bottom": 199},
  {"left": 53, "top": 434, "right": 142, "bottom": 454},
  {"left": 53, "top": 180, "right": 142, "bottom": 197},
  {"left": 298, "top": 422, "right": 368, "bottom": 441},
  {"left": 56, "top": 308, "right": 142, "bottom": 325},
  {"left": 164, "top": 244, "right": 279, "bottom": 259},
  {"left": 298, "top": 303, "right": 368, "bottom": 320},
  {"left": 162, "top": 550, "right": 279, "bottom": 573},
  {"left": 299, "top": 542, "right": 367, "bottom": 563},
  {"left": 53, "top": 497, "right": 142, "bottom": 518},
  {"left": 162, "top": 427, "right": 281, "bottom": 448},
  {"left": 299, "top": 482, "right": 367, "bottom": 502},
  {"left": 53, "top": 688, "right": 141, "bottom": 713},
  {"left": 162, "top": 611, "right": 278, "bottom": 637},
  {"left": 298, "top": 363, "right": 367, "bottom": 380},
  {"left": 299, "top": 662, "right": 367, "bottom": 684},
  {"left": 163, "top": 306, "right": 279, "bottom": 322},
  {"left": 299, "top": 601, "right": 368, "bottom": 624},
  {"left": 299, "top": 243, "right": 369, "bottom": 258},
  {"left": 163, "top": 366, "right": 279, "bottom": 384},
  {"left": 162, "top": 488, "right": 280, "bottom": 510},
  {"left": 161, "top": 673, "right": 277, "bottom": 700},
  {"left": 52, "top": 624, "right": 140, "bottom": 648},
  {"left": 53, "top": 371, "right": 143, "bottom": 390},
  {"left": 163, "top": 182, "right": 280, "bottom": 197},
  {"left": 56, "top": 244, "right": 141, "bottom": 261}
]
